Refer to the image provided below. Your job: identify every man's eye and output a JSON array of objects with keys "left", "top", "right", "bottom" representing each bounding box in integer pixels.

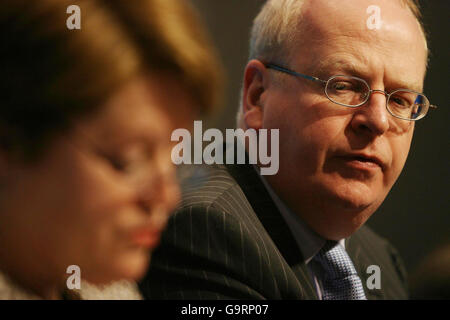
[
  {"left": 391, "top": 97, "right": 409, "bottom": 108},
  {"left": 331, "top": 81, "right": 353, "bottom": 91}
]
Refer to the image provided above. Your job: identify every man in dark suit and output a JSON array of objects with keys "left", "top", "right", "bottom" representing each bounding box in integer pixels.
[{"left": 139, "top": 0, "right": 434, "bottom": 299}]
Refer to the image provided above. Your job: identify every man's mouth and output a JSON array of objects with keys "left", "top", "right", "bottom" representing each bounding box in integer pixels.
[{"left": 336, "top": 153, "right": 386, "bottom": 171}]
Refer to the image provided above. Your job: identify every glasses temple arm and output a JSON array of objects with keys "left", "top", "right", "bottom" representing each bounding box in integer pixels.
[{"left": 265, "top": 63, "right": 326, "bottom": 84}]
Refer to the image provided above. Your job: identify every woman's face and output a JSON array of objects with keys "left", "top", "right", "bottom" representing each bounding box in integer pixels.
[{"left": 0, "top": 75, "right": 186, "bottom": 290}]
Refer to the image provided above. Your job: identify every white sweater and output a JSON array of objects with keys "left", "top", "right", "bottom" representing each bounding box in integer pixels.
[{"left": 0, "top": 271, "right": 142, "bottom": 300}]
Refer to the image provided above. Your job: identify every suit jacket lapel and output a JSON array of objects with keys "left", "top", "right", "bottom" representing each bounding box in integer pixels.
[
  {"left": 226, "top": 159, "right": 318, "bottom": 299},
  {"left": 346, "top": 232, "right": 384, "bottom": 300}
]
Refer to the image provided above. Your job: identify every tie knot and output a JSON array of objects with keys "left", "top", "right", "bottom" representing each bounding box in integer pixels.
[{"left": 315, "top": 241, "right": 357, "bottom": 280}]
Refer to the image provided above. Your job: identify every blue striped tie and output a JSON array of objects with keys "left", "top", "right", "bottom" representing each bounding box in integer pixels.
[{"left": 313, "top": 241, "right": 367, "bottom": 300}]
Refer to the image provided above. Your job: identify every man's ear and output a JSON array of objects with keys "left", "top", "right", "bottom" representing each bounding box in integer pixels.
[{"left": 242, "top": 59, "right": 269, "bottom": 131}]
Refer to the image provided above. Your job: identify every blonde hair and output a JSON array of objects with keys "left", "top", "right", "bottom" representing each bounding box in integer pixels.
[
  {"left": 103, "top": 0, "right": 224, "bottom": 114},
  {"left": 0, "top": 0, "right": 223, "bottom": 159}
]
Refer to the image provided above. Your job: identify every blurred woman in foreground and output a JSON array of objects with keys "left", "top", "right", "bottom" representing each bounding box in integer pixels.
[{"left": 0, "top": 0, "right": 222, "bottom": 299}]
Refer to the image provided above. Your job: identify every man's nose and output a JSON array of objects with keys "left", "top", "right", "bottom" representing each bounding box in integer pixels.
[{"left": 350, "top": 90, "right": 390, "bottom": 136}]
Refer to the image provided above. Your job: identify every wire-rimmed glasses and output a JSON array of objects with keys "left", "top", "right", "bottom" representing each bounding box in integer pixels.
[{"left": 265, "top": 63, "right": 437, "bottom": 121}]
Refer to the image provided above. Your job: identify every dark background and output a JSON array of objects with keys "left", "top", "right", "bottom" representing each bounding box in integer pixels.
[{"left": 190, "top": 0, "right": 449, "bottom": 273}]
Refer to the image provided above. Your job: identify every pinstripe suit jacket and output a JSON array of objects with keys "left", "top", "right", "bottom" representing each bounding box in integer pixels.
[{"left": 139, "top": 161, "right": 409, "bottom": 299}]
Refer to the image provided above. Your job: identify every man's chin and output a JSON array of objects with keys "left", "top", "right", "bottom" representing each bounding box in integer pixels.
[
  {"left": 307, "top": 185, "right": 383, "bottom": 239},
  {"left": 324, "top": 179, "right": 383, "bottom": 212},
  {"left": 334, "top": 195, "right": 374, "bottom": 212}
]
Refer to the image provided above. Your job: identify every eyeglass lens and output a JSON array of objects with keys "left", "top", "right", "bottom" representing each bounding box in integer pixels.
[{"left": 325, "top": 76, "right": 428, "bottom": 120}]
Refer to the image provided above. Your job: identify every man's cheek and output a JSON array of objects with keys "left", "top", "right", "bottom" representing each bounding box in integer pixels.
[{"left": 382, "top": 154, "right": 404, "bottom": 190}]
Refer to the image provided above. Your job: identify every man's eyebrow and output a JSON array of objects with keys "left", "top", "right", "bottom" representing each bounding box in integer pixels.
[
  {"left": 312, "top": 59, "right": 362, "bottom": 78},
  {"left": 312, "top": 59, "right": 423, "bottom": 93}
]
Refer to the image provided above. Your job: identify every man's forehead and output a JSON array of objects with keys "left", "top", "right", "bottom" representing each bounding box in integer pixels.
[
  {"left": 300, "top": 0, "right": 426, "bottom": 48},
  {"left": 289, "top": 0, "right": 427, "bottom": 92},
  {"left": 302, "top": 0, "right": 414, "bottom": 23}
]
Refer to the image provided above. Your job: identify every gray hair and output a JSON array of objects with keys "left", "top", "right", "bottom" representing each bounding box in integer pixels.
[
  {"left": 237, "top": 0, "right": 307, "bottom": 129},
  {"left": 236, "top": 0, "right": 428, "bottom": 129},
  {"left": 249, "top": 0, "right": 306, "bottom": 62}
]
